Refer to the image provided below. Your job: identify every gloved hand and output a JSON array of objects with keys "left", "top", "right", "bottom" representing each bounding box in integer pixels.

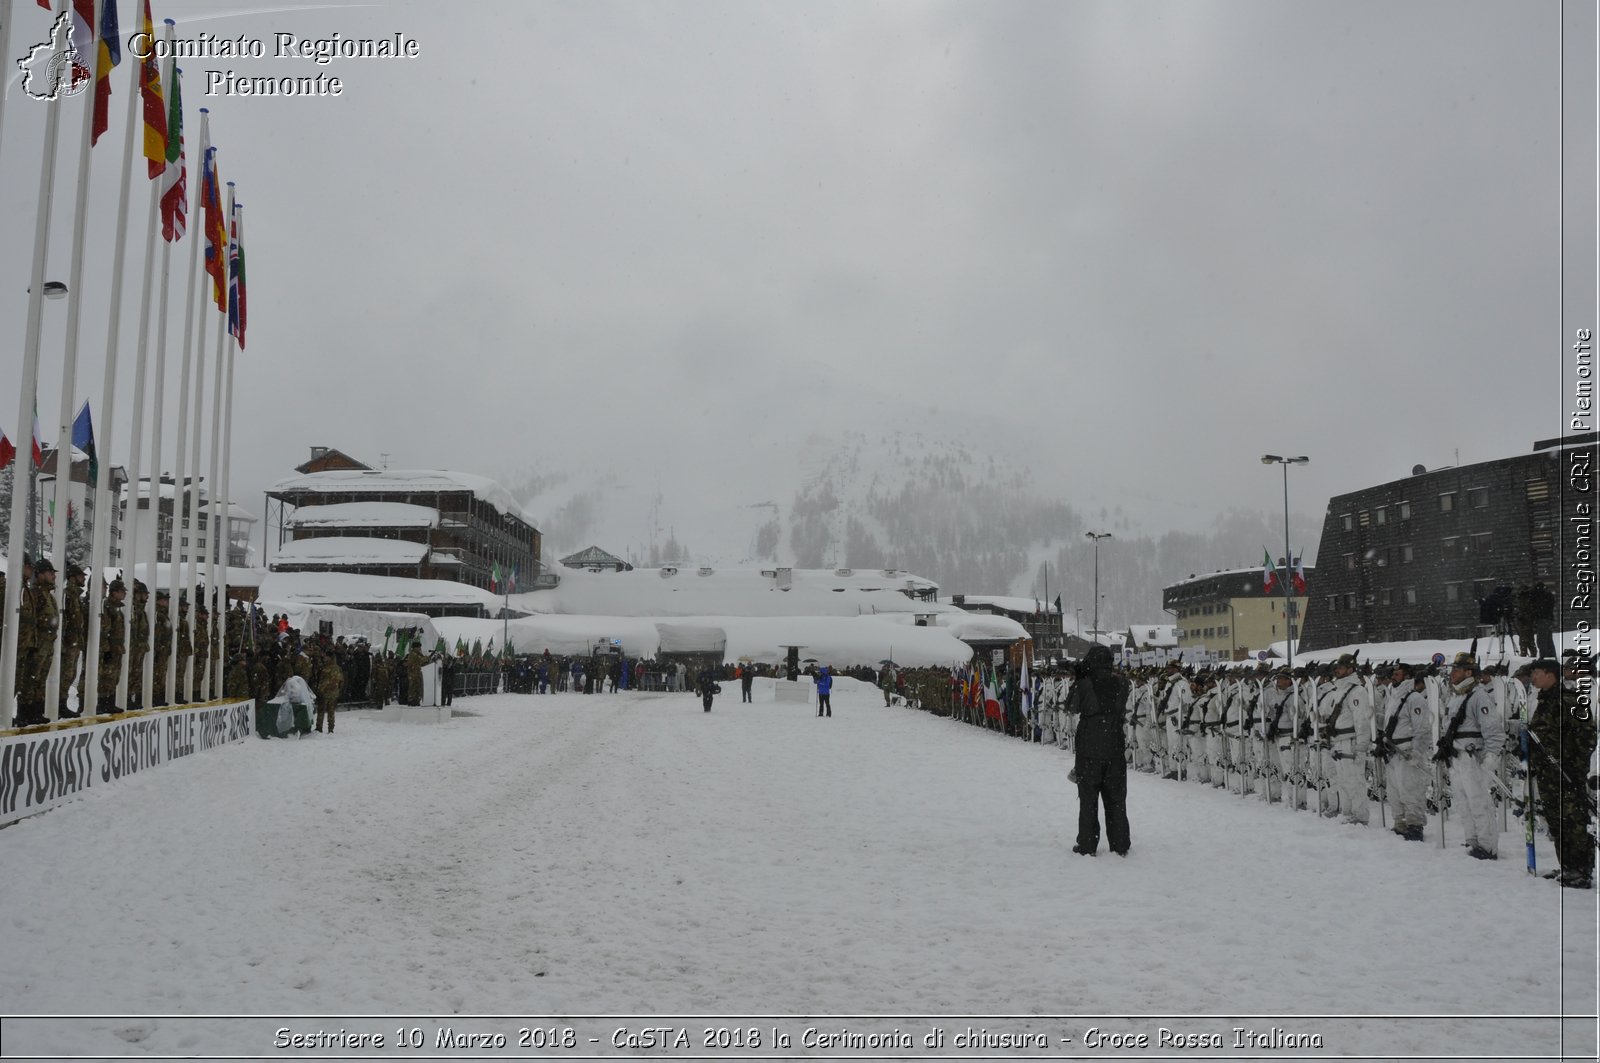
[{"left": 1067, "top": 767, "right": 1078, "bottom": 784}]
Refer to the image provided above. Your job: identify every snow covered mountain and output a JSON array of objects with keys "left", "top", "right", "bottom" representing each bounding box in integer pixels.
[{"left": 503, "top": 371, "right": 1319, "bottom": 630}]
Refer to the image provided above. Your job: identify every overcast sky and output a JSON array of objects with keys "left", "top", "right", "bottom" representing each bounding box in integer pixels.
[{"left": 0, "top": 0, "right": 1592, "bottom": 547}]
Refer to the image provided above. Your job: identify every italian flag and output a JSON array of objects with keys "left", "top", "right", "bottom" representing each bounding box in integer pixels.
[{"left": 1262, "top": 547, "right": 1279, "bottom": 594}]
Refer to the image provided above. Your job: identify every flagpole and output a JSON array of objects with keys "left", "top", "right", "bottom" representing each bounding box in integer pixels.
[
  {"left": 168, "top": 64, "right": 200, "bottom": 702},
  {"left": 148, "top": 180, "right": 175, "bottom": 708},
  {"left": 0, "top": 0, "right": 69, "bottom": 725},
  {"left": 118, "top": 180, "right": 162, "bottom": 712},
  {"left": 83, "top": 3, "right": 147, "bottom": 716},
  {"left": 43, "top": 0, "right": 103, "bottom": 720},
  {"left": 202, "top": 182, "right": 233, "bottom": 698},
  {"left": 214, "top": 202, "right": 240, "bottom": 697},
  {"left": 0, "top": 0, "right": 15, "bottom": 177},
  {"left": 183, "top": 122, "right": 211, "bottom": 697}
]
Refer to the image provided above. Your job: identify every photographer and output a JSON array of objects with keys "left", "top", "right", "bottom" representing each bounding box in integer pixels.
[{"left": 1068, "top": 645, "right": 1132, "bottom": 857}]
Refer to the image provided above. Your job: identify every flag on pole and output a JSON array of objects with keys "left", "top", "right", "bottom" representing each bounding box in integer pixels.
[
  {"left": 0, "top": 425, "right": 14, "bottom": 471},
  {"left": 71, "top": 400, "right": 97, "bottom": 483},
  {"left": 1053, "top": 594, "right": 1062, "bottom": 615},
  {"left": 201, "top": 147, "right": 226, "bottom": 309},
  {"left": 136, "top": 0, "right": 164, "bottom": 175},
  {"left": 1292, "top": 556, "right": 1308, "bottom": 596},
  {"left": 1261, "top": 547, "right": 1279, "bottom": 595},
  {"left": 509, "top": 564, "right": 518, "bottom": 593},
  {"left": 490, "top": 561, "right": 501, "bottom": 593},
  {"left": 159, "top": 59, "right": 186, "bottom": 240},
  {"left": 227, "top": 205, "right": 246, "bottom": 347},
  {"left": 30, "top": 407, "right": 44, "bottom": 468},
  {"left": 72, "top": 0, "right": 121, "bottom": 144}
]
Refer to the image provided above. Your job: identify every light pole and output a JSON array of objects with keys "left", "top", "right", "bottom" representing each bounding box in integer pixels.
[
  {"left": 1074, "top": 607, "right": 1083, "bottom": 639},
  {"left": 1260, "top": 455, "right": 1309, "bottom": 669},
  {"left": 1086, "top": 531, "right": 1112, "bottom": 644}
]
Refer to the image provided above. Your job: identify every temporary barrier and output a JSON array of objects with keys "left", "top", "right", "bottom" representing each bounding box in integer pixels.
[{"left": 0, "top": 700, "right": 253, "bottom": 826}]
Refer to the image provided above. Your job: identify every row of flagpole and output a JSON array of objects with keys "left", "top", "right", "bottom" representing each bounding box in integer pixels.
[{"left": 1, "top": 0, "right": 249, "bottom": 722}]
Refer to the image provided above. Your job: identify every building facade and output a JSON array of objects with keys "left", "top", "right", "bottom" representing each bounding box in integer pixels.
[
  {"left": 1163, "top": 568, "right": 1313, "bottom": 662},
  {"left": 1298, "top": 437, "right": 1591, "bottom": 650},
  {"left": 117, "top": 475, "right": 254, "bottom": 569},
  {"left": 266, "top": 459, "right": 541, "bottom": 592}
]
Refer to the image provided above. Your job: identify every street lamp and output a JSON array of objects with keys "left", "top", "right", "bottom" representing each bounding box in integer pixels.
[
  {"left": 1260, "top": 455, "right": 1309, "bottom": 669},
  {"left": 1086, "top": 531, "right": 1112, "bottom": 643},
  {"left": 1074, "top": 607, "right": 1082, "bottom": 639}
]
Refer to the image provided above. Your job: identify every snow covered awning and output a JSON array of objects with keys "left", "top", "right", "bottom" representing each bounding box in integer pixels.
[
  {"left": 270, "top": 537, "right": 429, "bottom": 568},
  {"left": 286, "top": 502, "right": 440, "bottom": 530}
]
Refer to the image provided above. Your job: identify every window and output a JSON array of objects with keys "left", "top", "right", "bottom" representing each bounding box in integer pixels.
[
  {"left": 1345, "top": 593, "right": 1357, "bottom": 609},
  {"left": 1398, "top": 501, "right": 1412, "bottom": 520},
  {"left": 1404, "top": 587, "right": 1418, "bottom": 605},
  {"left": 1471, "top": 531, "right": 1493, "bottom": 555},
  {"left": 1473, "top": 579, "right": 1494, "bottom": 601},
  {"left": 1364, "top": 593, "right": 1376, "bottom": 606},
  {"left": 1468, "top": 487, "right": 1489, "bottom": 508},
  {"left": 1401, "top": 544, "right": 1414, "bottom": 563},
  {"left": 1341, "top": 513, "right": 1354, "bottom": 531},
  {"left": 1326, "top": 595, "right": 1339, "bottom": 614},
  {"left": 1344, "top": 553, "right": 1356, "bottom": 571},
  {"left": 1379, "top": 588, "right": 1392, "bottom": 606},
  {"left": 1218, "top": 625, "right": 1229, "bottom": 636},
  {"left": 1374, "top": 506, "right": 1387, "bottom": 526},
  {"left": 1441, "top": 537, "right": 1461, "bottom": 560},
  {"left": 1445, "top": 583, "right": 1461, "bottom": 603},
  {"left": 1439, "top": 491, "right": 1457, "bottom": 513}
]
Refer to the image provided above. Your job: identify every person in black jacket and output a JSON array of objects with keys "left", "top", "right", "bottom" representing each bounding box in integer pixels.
[{"left": 1068, "top": 645, "right": 1132, "bottom": 856}]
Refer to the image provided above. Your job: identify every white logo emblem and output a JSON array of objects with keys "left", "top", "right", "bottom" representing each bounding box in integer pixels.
[{"left": 17, "top": 11, "right": 90, "bottom": 102}]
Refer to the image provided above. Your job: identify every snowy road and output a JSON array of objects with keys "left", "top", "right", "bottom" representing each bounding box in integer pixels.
[{"left": 1, "top": 677, "right": 1594, "bottom": 1059}]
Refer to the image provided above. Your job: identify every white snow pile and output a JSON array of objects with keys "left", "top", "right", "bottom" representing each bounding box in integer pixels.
[
  {"left": 268, "top": 536, "right": 429, "bottom": 568},
  {"left": 0, "top": 680, "right": 1592, "bottom": 1059},
  {"left": 283, "top": 501, "right": 440, "bottom": 530},
  {"left": 257, "top": 570, "right": 502, "bottom": 611}
]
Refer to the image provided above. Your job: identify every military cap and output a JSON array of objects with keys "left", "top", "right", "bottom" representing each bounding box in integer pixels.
[
  {"left": 1334, "top": 652, "right": 1358, "bottom": 669},
  {"left": 1389, "top": 660, "right": 1417, "bottom": 677},
  {"left": 1272, "top": 666, "right": 1293, "bottom": 679},
  {"left": 33, "top": 557, "right": 55, "bottom": 575},
  {"left": 156, "top": 588, "right": 170, "bottom": 598},
  {"left": 1513, "top": 663, "right": 1534, "bottom": 679},
  {"left": 134, "top": 580, "right": 148, "bottom": 594},
  {"left": 1449, "top": 651, "right": 1479, "bottom": 673},
  {"left": 66, "top": 561, "right": 85, "bottom": 578},
  {"left": 108, "top": 577, "right": 126, "bottom": 594}
]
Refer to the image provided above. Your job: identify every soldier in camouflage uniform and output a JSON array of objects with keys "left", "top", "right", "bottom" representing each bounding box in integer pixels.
[
  {"left": 1527, "top": 658, "right": 1597, "bottom": 889},
  {"left": 15, "top": 558, "right": 58, "bottom": 726},
  {"left": 152, "top": 589, "right": 173, "bottom": 707},
  {"left": 129, "top": 581, "right": 150, "bottom": 710},
  {"left": 176, "top": 596, "right": 193, "bottom": 702},
  {"left": 194, "top": 600, "right": 211, "bottom": 698},
  {"left": 97, "top": 579, "right": 127, "bottom": 714},
  {"left": 405, "top": 642, "right": 424, "bottom": 705},
  {"left": 314, "top": 645, "right": 343, "bottom": 733},
  {"left": 370, "top": 650, "right": 390, "bottom": 709},
  {"left": 57, "top": 562, "right": 88, "bottom": 718}
]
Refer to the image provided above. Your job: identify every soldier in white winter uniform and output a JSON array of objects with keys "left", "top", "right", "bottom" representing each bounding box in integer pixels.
[
  {"left": 1315, "top": 654, "right": 1371, "bottom": 824},
  {"left": 1437, "top": 652, "right": 1506, "bottom": 860},
  {"left": 1262, "top": 669, "right": 1298, "bottom": 805},
  {"left": 1153, "top": 663, "right": 1189, "bottom": 779},
  {"left": 1128, "top": 676, "right": 1156, "bottom": 772},
  {"left": 1180, "top": 674, "right": 1211, "bottom": 784},
  {"left": 1378, "top": 661, "right": 1431, "bottom": 842},
  {"left": 1198, "top": 674, "right": 1226, "bottom": 788}
]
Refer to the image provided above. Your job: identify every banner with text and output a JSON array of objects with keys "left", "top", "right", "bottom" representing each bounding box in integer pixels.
[{"left": 0, "top": 701, "right": 254, "bottom": 827}]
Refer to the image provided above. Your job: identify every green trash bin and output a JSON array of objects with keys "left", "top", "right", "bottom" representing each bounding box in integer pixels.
[{"left": 257, "top": 700, "right": 290, "bottom": 739}]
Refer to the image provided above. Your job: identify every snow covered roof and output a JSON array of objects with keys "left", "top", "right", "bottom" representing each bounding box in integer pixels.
[
  {"left": 509, "top": 564, "right": 950, "bottom": 620},
  {"left": 258, "top": 571, "right": 502, "bottom": 610},
  {"left": 431, "top": 611, "right": 1010, "bottom": 668},
  {"left": 1127, "top": 623, "right": 1178, "bottom": 647},
  {"left": 559, "top": 545, "right": 630, "bottom": 568},
  {"left": 269, "top": 537, "right": 430, "bottom": 568},
  {"left": 285, "top": 502, "right": 439, "bottom": 530},
  {"left": 117, "top": 480, "right": 256, "bottom": 521},
  {"left": 268, "top": 469, "right": 535, "bottom": 525},
  {"left": 944, "top": 594, "right": 1056, "bottom": 615}
]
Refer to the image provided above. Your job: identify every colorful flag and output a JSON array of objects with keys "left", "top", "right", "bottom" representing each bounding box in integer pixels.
[
  {"left": 30, "top": 407, "right": 44, "bottom": 468},
  {"left": 508, "top": 564, "right": 518, "bottom": 593},
  {"left": 71, "top": 400, "right": 97, "bottom": 482},
  {"left": 201, "top": 147, "right": 227, "bottom": 309},
  {"left": 0, "top": 424, "right": 14, "bottom": 471},
  {"left": 983, "top": 671, "right": 1002, "bottom": 721},
  {"left": 1292, "top": 556, "right": 1307, "bottom": 596},
  {"left": 490, "top": 561, "right": 501, "bottom": 593},
  {"left": 159, "top": 59, "right": 186, "bottom": 240},
  {"left": 227, "top": 205, "right": 246, "bottom": 347},
  {"left": 1261, "top": 547, "right": 1279, "bottom": 595},
  {"left": 136, "top": 1, "right": 163, "bottom": 173},
  {"left": 93, "top": 0, "right": 120, "bottom": 144}
]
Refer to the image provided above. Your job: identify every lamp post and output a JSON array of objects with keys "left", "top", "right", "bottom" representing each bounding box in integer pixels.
[
  {"left": 1074, "top": 607, "right": 1082, "bottom": 639},
  {"left": 1086, "top": 531, "right": 1112, "bottom": 644},
  {"left": 1260, "top": 455, "right": 1309, "bottom": 669}
]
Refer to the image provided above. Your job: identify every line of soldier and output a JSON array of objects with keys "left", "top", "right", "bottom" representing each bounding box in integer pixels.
[
  {"left": 891, "top": 650, "right": 1595, "bottom": 888},
  {"left": 4, "top": 557, "right": 235, "bottom": 727}
]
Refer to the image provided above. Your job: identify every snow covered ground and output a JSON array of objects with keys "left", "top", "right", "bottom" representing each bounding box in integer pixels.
[{"left": 1, "top": 678, "right": 1594, "bottom": 1060}]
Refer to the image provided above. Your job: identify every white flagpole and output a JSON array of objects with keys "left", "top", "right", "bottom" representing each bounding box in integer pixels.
[
  {"left": 0, "top": 0, "right": 16, "bottom": 203},
  {"left": 168, "top": 64, "right": 200, "bottom": 703},
  {"left": 147, "top": 150, "right": 176, "bottom": 709},
  {"left": 215, "top": 203, "right": 240, "bottom": 697},
  {"left": 83, "top": 1, "right": 145, "bottom": 716},
  {"left": 1, "top": 0, "right": 69, "bottom": 725},
  {"left": 45, "top": 0, "right": 104, "bottom": 720},
  {"left": 119, "top": 184, "right": 162, "bottom": 713},
  {"left": 202, "top": 182, "right": 232, "bottom": 699},
  {"left": 184, "top": 119, "right": 211, "bottom": 696}
]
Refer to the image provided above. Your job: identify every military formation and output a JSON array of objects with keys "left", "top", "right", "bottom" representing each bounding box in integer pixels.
[{"left": 891, "top": 649, "right": 1596, "bottom": 889}]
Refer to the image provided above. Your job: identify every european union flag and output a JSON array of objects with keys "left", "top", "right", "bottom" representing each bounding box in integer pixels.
[{"left": 71, "top": 400, "right": 96, "bottom": 483}]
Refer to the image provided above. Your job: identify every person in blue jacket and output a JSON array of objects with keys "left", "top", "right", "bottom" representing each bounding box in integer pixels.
[{"left": 815, "top": 665, "right": 833, "bottom": 718}]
